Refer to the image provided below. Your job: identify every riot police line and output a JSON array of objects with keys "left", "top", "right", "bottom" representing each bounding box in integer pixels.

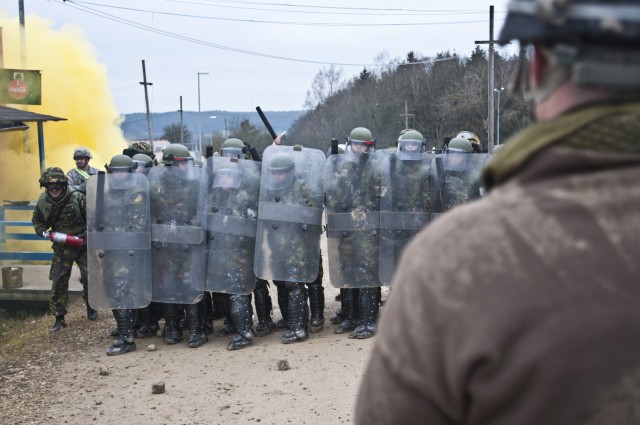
[{"left": 85, "top": 133, "right": 490, "bottom": 355}]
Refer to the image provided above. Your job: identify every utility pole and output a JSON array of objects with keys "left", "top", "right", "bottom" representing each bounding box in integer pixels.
[
  {"left": 399, "top": 100, "right": 414, "bottom": 129},
  {"left": 140, "top": 60, "right": 153, "bottom": 143},
  {"left": 179, "top": 96, "right": 184, "bottom": 145},
  {"left": 475, "top": 5, "right": 495, "bottom": 153},
  {"left": 19, "top": 0, "right": 26, "bottom": 68}
]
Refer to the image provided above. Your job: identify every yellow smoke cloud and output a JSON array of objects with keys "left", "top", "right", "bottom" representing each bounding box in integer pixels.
[{"left": 0, "top": 11, "right": 127, "bottom": 203}]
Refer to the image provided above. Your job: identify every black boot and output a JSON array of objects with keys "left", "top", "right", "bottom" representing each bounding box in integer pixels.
[
  {"left": 186, "top": 301, "right": 206, "bottom": 348},
  {"left": 86, "top": 304, "right": 97, "bottom": 321},
  {"left": 216, "top": 294, "right": 236, "bottom": 336},
  {"left": 307, "top": 282, "right": 325, "bottom": 333},
  {"left": 50, "top": 315, "right": 67, "bottom": 332},
  {"left": 273, "top": 281, "right": 289, "bottom": 330},
  {"left": 227, "top": 295, "right": 254, "bottom": 350},
  {"left": 107, "top": 309, "right": 136, "bottom": 356},
  {"left": 254, "top": 279, "right": 275, "bottom": 337},
  {"left": 350, "top": 287, "right": 379, "bottom": 339},
  {"left": 330, "top": 289, "right": 347, "bottom": 324},
  {"left": 162, "top": 303, "right": 182, "bottom": 344},
  {"left": 282, "top": 284, "right": 309, "bottom": 344},
  {"left": 136, "top": 304, "right": 159, "bottom": 339},
  {"left": 335, "top": 288, "right": 360, "bottom": 334},
  {"left": 202, "top": 292, "right": 215, "bottom": 334}
]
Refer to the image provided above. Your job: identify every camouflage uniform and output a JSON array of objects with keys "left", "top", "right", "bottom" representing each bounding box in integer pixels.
[
  {"left": 67, "top": 166, "right": 100, "bottom": 194},
  {"left": 32, "top": 178, "right": 90, "bottom": 322}
]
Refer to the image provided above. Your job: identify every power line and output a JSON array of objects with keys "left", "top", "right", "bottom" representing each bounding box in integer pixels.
[{"left": 69, "top": 0, "right": 494, "bottom": 25}]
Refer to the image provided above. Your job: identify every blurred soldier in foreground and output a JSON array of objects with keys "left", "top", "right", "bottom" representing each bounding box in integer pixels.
[
  {"left": 32, "top": 167, "right": 94, "bottom": 331},
  {"left": 87, "top": 155, "right": 152, "bottom": 355},
  {"left": 67, "top": 146, "right": 100, "bottom": 194},
  {"left": 356, "top": 1, "right": 640, "bottom": 424}
]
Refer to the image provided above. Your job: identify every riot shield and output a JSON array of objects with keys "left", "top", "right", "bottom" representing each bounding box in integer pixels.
[
  {"left": 87, "top": 172, "right": 152, "bottom": 310},
  {"left": 204, "top": 156, "right": 260, "bottom": 294},
  {"left": 324, "top": 150, "right": 382, "bottom": 288},
  {"left": 148, "top": 163, "right": 207, "bottom": 304},
  {"left": 254, "top": 145, "right": 325, "bottom": 283},
  {"left": 378, "top": 152, "right": 435, "bottom": 285},
  {"left": 431, "top": 153, "right": 490, "bottom": 220}
]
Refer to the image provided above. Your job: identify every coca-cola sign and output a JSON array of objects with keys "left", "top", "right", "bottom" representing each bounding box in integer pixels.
[{"left": 0, "top": 69, "right": 41, "bottom": 105}]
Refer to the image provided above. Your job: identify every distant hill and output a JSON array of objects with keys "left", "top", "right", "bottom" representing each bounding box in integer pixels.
[{"left": 121, "top": 110, "right": 304, "bottom": 141}]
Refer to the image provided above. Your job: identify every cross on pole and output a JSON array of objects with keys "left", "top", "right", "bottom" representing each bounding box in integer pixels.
[{"left": 399, "top": 100, "right": 414, "bottom": 129}]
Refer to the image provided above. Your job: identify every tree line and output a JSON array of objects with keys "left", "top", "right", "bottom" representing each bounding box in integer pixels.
[{"left": 162, "top": 47, "right": 533, "bottom": 156}]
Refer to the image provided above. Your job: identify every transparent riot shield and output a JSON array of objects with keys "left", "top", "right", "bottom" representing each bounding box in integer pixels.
[
  {"left": 254, "top": 145, "right": 325, "bottom": 283},
  {"left": 378, "top": 152, "right": 435, "bottom": 285},
  {"left": 431, "top": 153, "right": 490, "bottom": 220},
  {"left": 87, "top": 172, "right": 152, "bottom": 310},
  {"left": 148, "top": 163, "right": 207, "bottom": 304},
  {"left": 324, "top": 150, "right": 382, "bottom": 288},
  {"left": 204, "top": 156, "right": 260, "bottom": 294}
]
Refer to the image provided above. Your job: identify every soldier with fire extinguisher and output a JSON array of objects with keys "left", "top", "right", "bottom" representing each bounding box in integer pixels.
[{"left": 32, "top": 166, "right": 96, "bottom": 332}]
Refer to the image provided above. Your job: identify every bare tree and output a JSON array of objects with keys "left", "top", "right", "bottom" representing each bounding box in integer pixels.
[{"left": 304, "top": 65, "right": 345, "bottom": 110}]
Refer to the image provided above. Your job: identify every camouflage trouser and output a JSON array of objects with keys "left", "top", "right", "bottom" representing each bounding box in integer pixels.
[{"left": 49, "top": 244, "right": 88, "bottom": 317}]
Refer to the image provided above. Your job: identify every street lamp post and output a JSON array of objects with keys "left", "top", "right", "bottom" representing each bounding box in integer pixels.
[
  {"left": 494, "top": 87, "right": 504, "bottom": 147},
  {"left": 197, "top": 71, "right": 209, "bottom": 154}
]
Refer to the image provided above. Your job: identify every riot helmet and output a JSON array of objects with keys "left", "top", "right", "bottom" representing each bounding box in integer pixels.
[
  {"left": 397, "top": 129, "right": 426, "bottom": 160},
  {"left": 162, "top": 143, "right": 192, "bottom": 166},
  {"left": 124, "top": 141, "right": 154, "bottom": 158},
  {"left": 220, "top": 138, "right": 245, "bottom": 159},
  {"left": 132, "top": 153, "right": 154, "bottom": 173},
  {"left": 266, "top": 152, "right": 295, "bottom": 190},
  {"left": 106, "top": 154, "right": 134, "bottom": 173},
  {"left": 346, "top": 127, "right": 375, "bottom": 154},
  {"left": 455, "top": 131, "right": 481, "bottom": 153},
  {"left": 448, "top": 137, "right": 473, "bottom": 153}
]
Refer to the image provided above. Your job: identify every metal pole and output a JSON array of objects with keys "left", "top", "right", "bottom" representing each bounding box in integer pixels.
[
  {"left": 140, "top": 60, "right": 154, "bottom": 143},
  {"left": 494, "top": 88, "right": 502, "bottom": 146},
  {"left": 19, "top": 0, "right": 26, "bottom": 68},
  {"left": 179, "top": 96, "right": 184, "bottom": 145},
  {"left": 197, "top": 71, "right": 209, "bottom": 153},
  {"left": 487, "top": 5, "right": 495, "bottom": 153}
]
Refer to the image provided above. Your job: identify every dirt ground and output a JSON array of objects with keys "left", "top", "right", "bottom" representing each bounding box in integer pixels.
[{"left": 0, "top": 253, "right": 387, "bottom": 425}]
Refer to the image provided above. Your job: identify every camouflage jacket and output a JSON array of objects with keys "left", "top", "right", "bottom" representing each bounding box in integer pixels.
[
  {"left": 32, "top": 189, "right": 86, "bottom": 241},
  {"left": 67, "top": 166, "right": 100, "bottom": 194}
]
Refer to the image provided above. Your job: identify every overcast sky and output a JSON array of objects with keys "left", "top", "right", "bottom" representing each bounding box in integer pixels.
[{"left": 5, "top": 0, "right": 514, "bottom": 114}]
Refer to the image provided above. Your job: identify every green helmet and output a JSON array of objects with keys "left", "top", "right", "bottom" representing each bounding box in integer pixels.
[
  {"left": 194, "top": 158, "right": 204, "bottom": 167},
  {"left": 267, "top": 152, "right": 295, "bottom": 190},
  {"left": 268, "top": 152, "right": 295, "bottom": 172},
  {"left": 221, "top": 138, "right": 245, "bottom": 159},
  {"left": 107, "top": 154, "right": 134, "bottom": 173},
  {"left": 39, "top": 167, "right": 68, "bottom": 187},
  {"left": 73, "top": 146, "right": 93, "bottom": 159},
  {"left": 348, "top": 127, "right": 374, "bottom": 144},
  {"left": 398, "top": 129, "right": 426, "bottom": 158},
  {"left": 132, "top": 153, "right": 154, "bottom": 167},
  {"left": 162, "top": 143, "right": 191, "bottom": 165},
  {"left": 448, "top": 137, "right": 473, "bottom": 153}
]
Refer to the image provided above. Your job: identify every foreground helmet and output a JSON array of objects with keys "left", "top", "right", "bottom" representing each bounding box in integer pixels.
[
  {"left": 220, "top": 138, "right": 245, "bottom": 159},
  {"left": 162, "top": 143, "right": 191, "bottom": 165},
  {"left": 499, "top": 0, "right": 640, "bottom": 93},
  {"left": 347, "top": 127, "right": 375, "bottom": 151},
  {"left": 73, "top": 146, "right": 93, "bottom": 159},
  {"left": 39, "top": 167, "right": 68, "bottom": 187},
  {"left": 398, "top": 129, "right": 426, "bottom": 159},
  {"left": 266, "top": 152, "right": 295, "bottom": 190},
  {"left": 106, "top": 154, "right": 134, "bottom": 173},
  {"left": 448, "top": 137, "right": 473, "bottom": 153}
]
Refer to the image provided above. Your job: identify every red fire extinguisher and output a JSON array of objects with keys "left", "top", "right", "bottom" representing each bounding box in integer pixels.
[{"left": 43, "top": 231, "right": 84, "bottom": 247}]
